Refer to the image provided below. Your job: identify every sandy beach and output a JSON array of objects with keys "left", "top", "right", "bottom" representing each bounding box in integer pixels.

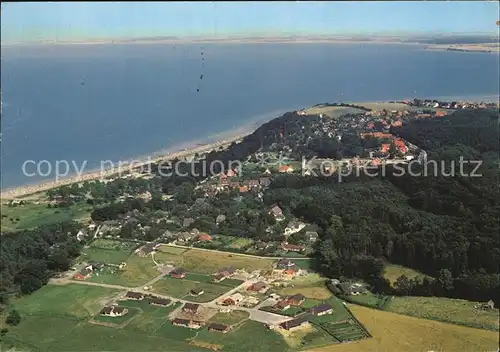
[{"left": 0, "top": 130, "right": 250, "bottom": 200}]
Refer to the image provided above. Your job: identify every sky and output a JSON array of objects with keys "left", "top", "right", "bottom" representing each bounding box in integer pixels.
[{"left": 1, "top": 2, "right": 499, "bottom": 42}]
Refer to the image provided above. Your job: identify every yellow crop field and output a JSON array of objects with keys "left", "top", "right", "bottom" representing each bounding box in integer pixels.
[{"left": 309, "top": 305, "right": 499, "bottom": 352}]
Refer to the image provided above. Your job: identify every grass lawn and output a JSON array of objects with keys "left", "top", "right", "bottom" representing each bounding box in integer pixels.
[
  {"left": 80, "top": 247, "right": 133, "bottom": 265},
  {"left": 180, "top": 249, "right": 276, "bottom": 274},
  {"left": 218, "top": 278, "right": 245, "bottom": 287},
  {"left": 153, "top": 320, "right": 200, "bottom": 340},
  {"left": 228, "top": 237, "right": 254, "bottom": 249},
  {"left": 44, "top": 322, "right": 206, "bottom": 352},
  {"left": 383, "top": 264, "right": 431, "bottom": 286},
  {"left": 340, "top": 292, "right": 387, "bottom": 308},
  {"left": 87, "top": 254, "right": 160, "bottom": 287},
  {"left": 310, "top": 304, "right": 499, "bottom": 352},
  {"left": 188, "top": 282, "right": 234, "bottom": 303},
  {"left": 194, "top": 320, "right": 290, "bottom": 352},
  {"left": 2, "top": 315, "right": 82, "bottom": 349},
  {"left": 127, "top": 302, "right": 182, "bottom": 334},
  {"left": 1, "top": 202, "right": 92, "bottom": 232},
  {"left": 185, "top": 273, "right": 212, "bottom": 283},
  {"left": 386, "top": 296, "right": 499, "bottom": 331},
  {"left": 208, "top": 310, "right": 250, "bottom": 326},
  {"left": 277, "top": 278, "right": 333, "bottom": 300},
  {"left": 152, "top": 277, "right": 199, "bottom": 298},
  {"left": 13, "top": 284, "right": 121, "bottom": 318},
  {"left": 152, "top": 276, "right": 233, "bottom": 303}
]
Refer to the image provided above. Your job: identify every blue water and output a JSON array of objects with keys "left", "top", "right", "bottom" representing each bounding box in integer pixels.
[{"left": 1, "top": 43, "right": 499, "bottom": 188}]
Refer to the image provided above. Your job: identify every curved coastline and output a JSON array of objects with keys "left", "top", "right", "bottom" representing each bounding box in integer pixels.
[
  {"left": 0, "top": 106, "right": 302, "bottom": 200},
  {"left": 1, "top": 96, "right": 497, "bottom": 200}
]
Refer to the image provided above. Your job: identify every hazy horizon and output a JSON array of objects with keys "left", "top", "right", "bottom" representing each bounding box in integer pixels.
[{"left": 2, "top": 2, "right": 499, "bottom": 43}]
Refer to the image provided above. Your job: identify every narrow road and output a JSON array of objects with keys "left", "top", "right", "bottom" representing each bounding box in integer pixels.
[{"left": 163, "top": 243, "right": 313, "bottom": 260}]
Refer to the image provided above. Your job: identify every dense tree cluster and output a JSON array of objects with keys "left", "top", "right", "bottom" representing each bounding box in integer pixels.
[{"left": 0, "top": 222, "right": 82, "bottom": 303}]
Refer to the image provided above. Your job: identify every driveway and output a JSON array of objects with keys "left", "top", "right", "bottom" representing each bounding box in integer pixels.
[{"left": 248, "top": 309, "right": 291, "bottom": 325}]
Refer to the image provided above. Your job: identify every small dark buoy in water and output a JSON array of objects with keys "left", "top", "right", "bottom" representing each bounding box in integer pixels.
[{"left": 196, "top": 88, "right": 200, "bottom": 92}]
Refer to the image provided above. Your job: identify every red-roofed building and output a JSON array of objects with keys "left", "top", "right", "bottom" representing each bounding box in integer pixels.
[
  {"left": 198, "top": 233, "right": 213, "bottom": 242},
  {"left": 395, "top": 139, "right": 408, "bottom": 153},
  {"left": 279, "top": 165, "right": 294, "bottom": 173},
  {"left": 381, "top": 144, "right": 391, "bottom": 153}
]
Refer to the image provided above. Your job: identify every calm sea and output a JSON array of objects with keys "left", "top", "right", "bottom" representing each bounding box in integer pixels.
[{"left": 1, "top": 43, "right": 499, "bottom": 188}]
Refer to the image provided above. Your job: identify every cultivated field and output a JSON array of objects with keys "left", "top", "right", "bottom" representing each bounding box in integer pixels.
[
  {"left": 179, "top": 248, "right": 277, "bottom": 273},
  {"left": 387, "top": 296, "right": 499, "bottom": 331},
  {"left": 310, "top": 305, "right": 500, "bottom": 352},
  {"left": 304, "top": 106, "right": 366, "bottom": 117}
]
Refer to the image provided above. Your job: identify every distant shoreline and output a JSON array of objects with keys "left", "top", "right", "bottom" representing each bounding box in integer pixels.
[{"left": 425, "top": 43, "right": 500, "bottom": 53}]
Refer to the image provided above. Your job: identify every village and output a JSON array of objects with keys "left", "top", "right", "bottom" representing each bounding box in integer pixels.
[{"left": 54, "top": 233, "right": 372, "bottom": 351}]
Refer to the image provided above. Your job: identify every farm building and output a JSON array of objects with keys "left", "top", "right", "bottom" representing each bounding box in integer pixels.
[
  {"left": 150, "top": 297, "right": 172, "bottom": 307},
  {"left": 247, "top": 281, "right": 268, "bottom": 294},
  {"left": 284, "top": 221, "right": 306, "bottom": 235},
  {"left": 212, "top": 266, "right": 236, "bottom": 282},
  {"left": 172, "top": 318, "right": 203, "bottom": 329},
  {"left": 281, "top": 242, "right": 306, "bottom": 252},
  {"left": 287, "top": 294, "right": 306, "bottom": 306},
  {"left": 170, "top": 268, "right": 187, "bottom": 279},
  {"left": 190, "top": 288, "right": 205, "bottom": 296},
  {"left": 100, "top": 306, "right": 128, "bottom": 317},
  {"left": 182, "top": 303, "right": 201, "bottom": 314},
  {"left": 279, "top": 316, "right": 311, "bottom": 331},
  {"left": 275, "top": 300, "right": 291, "bottom": 311},
  {"left": 310, "top": 304, "right": 334, "bottom": 316},
  {"left": 135, "top": 242, "right": 160, "bottom": 257},
  {"left": 269, "top": 205, "right": 285, "bottom": 221},
  {"left": 73, "top": 267, "right": 93, "bottom": 280},
  {"left": 279, "top": 165, "right": 294, "bottom": 173},
  {"left": 125, "top": 291, "right": 144, "bottom": 300},
  {"left": 275, "top": 259, "right": 296, "bottom": 270},
  {"left": 208, "top": 323, "right": 232, "bottom": 334},
  {"left": 222, "top": 293, "right": 245, "bottom": 306}
]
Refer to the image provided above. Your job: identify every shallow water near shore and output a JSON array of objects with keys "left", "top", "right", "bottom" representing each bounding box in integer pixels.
[{"left": 1, "top": 43, "right": 499, "bottom": 189}]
